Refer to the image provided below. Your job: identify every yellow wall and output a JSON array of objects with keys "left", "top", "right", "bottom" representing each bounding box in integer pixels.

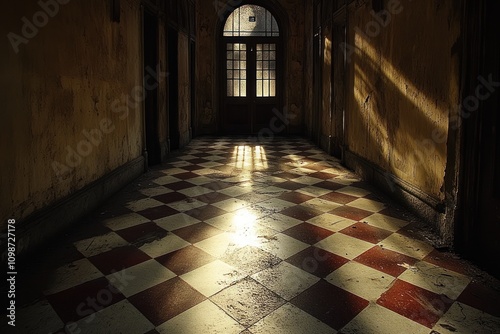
[
  {"left": 0, "top": 0, "right": 144, "bottom": 227},
  {"left": 346, "top": 0, "right": 461, "bottom": 199}
]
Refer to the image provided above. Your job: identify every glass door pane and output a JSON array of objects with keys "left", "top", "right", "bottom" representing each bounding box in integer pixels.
[
  {"left": 255, "top": 43, "right": 276, "bottom": 97},
  {"left": 226, "top": 43, "right": 247, "bottom": 97}
]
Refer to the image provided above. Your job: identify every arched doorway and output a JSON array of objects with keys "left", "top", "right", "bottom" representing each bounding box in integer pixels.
[{"left": 220, "top": 4, "right": 283, "bottom": 134}]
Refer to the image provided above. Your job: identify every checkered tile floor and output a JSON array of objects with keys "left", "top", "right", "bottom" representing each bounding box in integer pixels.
[{"left": 14, "top": 137, "right": 500, "bottom": 333}]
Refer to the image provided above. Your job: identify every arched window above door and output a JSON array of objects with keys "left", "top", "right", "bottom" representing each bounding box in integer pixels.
[{"left": 223, "top": 5, "right": 279, "bottom": 37}]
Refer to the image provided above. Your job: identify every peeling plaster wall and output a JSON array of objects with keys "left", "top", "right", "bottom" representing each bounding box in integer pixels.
[
  {"left": 0, "top": 0, "right": 143, "bottom": 230},
  {"left": 345, "top": 0, "right": 461, "bottom": 200},
  {"left": 195, "top": 0, "right": 308, "bottom": 134}
]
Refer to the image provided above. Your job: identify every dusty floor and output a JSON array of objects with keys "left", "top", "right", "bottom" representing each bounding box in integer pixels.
[{"left": 11, "top": 137, "right": 500, "bottom": 333}]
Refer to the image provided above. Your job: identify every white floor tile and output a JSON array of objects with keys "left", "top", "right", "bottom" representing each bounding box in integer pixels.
[
  {"left": 218, "top": 186, "right": 253, "bottom": 197},
  {"left": 157, "top": 300, "right": 245, "bottom": 334},
  {"left": 106, "top": 260, "right": 176, "bottom": 297},
  {"left": 302, "top": 198, "right": 341, "bottom": 212},
  {"left": 211, "top": 198, "right": 249, "bottom": 212},
  {"left": 166, "top": 198, "right": 206, "bottom": 212},
  {"left": 341, "top": 303, "right": 429, "bottom": 334},
  {"left": 398, "top": 261, "right": 470, "bottom": 299},
  {"left": 363, "top": 213, "right": 409, "bottom": 232},
  {"left": 139, "top": 234, "right": 190, "bottom": 258},
  {"left": 315, "top": 233, "right": 374, "bottom": 260},
  {"left": 75, "top": 300, "right": 154, "bottom": 334},
  {"left": 250, "top": 303, "right": 335, "bottom": 334},
  {"left": 154, "top": 213, "right": 200, "bottom": 231},
  {"left": 257, "top": 213, "right": 302, "bottom": 232},
  {"left": 103, "top": 213, "right": 150, "bottom": 231},
  {"left": 296, "top": 186, "right": 331, "bottom": 197},
  {"left": 252, "top": 262, "right": 320, "bottom": 300},
  {"left": 152, "top": 175, "right": 181, "bottom": 186},
  {"left": 43, "top": 258, "right": 103, "bottom": 295},
  {"left": 292, "top": 176, "right": 322, "bottom": 185},
  {"left": 180, "top": 260, "right": 245, "bottom": 296},
  {"left": 325, "top": 262, "right": 395, "bottom": 301},
  {"left": 17, "top": 300, "right": 64, "bottom": 333},
  {"left": 307, "top": 213, "right": 357, "bottom": 232},
  {"left": 259, "top": 233, "right": 309, "bottom": 260},
  {"left": 139, "top": 186, "right": 173, "bottom": 197},
  {"left": 336, "top": 186, "right": 371, "bottom": 198},
  {"left": 378, "top": 233, "right": 434, "bottom": 260},
  {"left": 194, "top": 232, "right": 236, "bottom": 257},
  {"left": 74, "top": 232, "right": 129, "bottom": 257},
  {"left": 125, "top": 198, "right": 165, "bottom": 211},
  {"left": 433, "top": 302, "right": 500, "bottom": 334},
  {"left": 348, "top": 198, "right": 385, "bottom": 212}
]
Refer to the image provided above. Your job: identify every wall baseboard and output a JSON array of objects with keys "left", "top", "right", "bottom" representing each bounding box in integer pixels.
[
  {"left": 344, "top": 150, "right": 445, "bottom": 229},
  {"left": 1, "top": 156, "right": 145, "bottom": 262}
]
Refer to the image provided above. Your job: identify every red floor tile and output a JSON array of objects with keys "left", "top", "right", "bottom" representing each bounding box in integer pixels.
[
  {"left": 276, "top": 172, "right": 306, "bottom": 180},
  {"left": 174, "top": 172, "right": 201, "bottom": 180},
  {"left": 291, "top": 280, "right": 369, "bottom": 330},
  {"left": 308, "top": 172, "right": 338, "bottom": 180},
  {"left": 303, "top": 164, "right": 330, "bottom": 171},
  {"left": 329, "top": 205, "right": 373, "bottom": 221},
  {"left": 137, "top": 205, "right": 179, "bottom": 220},
  {"left": 184, "top": 158, "right": 209, "bottom": 164},
  {"left": 354, "top": 245, "right": 418, "bottom": 277},
  {"left": 313, "top": 180, "right": 346, "bottom": 191},
  {"left": 179, "top": 164, "right": 205, "bottom": 172},
  {"left": 202, "top": 181, "right": 233, "bottom": 191},
  {"left": 184, "top": 205, "right": 227, "bottom": 221},
  {"left": 194, "top": 191, "right": 231, "bottom": 204},
  {"left": 89, "top": 246, "right": 151, "bottom": 275},
  {"left": 339, "top": 222, "right": 393, "bottom": 244},
  {"left": 377, "top": 279, "right": 454, "bottom": 328},
  {"left": 46, "top": 277, "right": 125, "bottom": 323},
  {"left": 457, "top": 281, "right": 500, "bottom": 317},
  {"left": 282, "top": 223, "right": 334, "bottom": 244},
  {"left": 280, "top": 205, "right": 323, "bottom": 221},
  {"left": 319, "top": 191, "right": 358, "bottom": 205},
  {"left": 378, "top": 206, "right": 408, "bottom": 220},
  {"left": 286, "top": 246, "right": 349, "bottom": 278},
  {"left": 115, "top": 222, "right": 169, "bottom": 246},
  {"left": 128, "top": 277, "right": 206, "bottom": 326},
  {"left": 153, "top": 192, "right": 187, "bottom": 204},
  {"left": 165, "top": 181, "right": 195, "bottom": 191},
  {"left": 278, "top": 191, "right": 314, "bottom": 204},
  {"left": 279, "top": 181, "right": 306, "bottom": 190},
  {"left": 156, "top": 245, "right": 216, "bottom": 275},
  {"left": 172, "top": 222, "right": 223, "bottom": 243},
  {"left": 191, "top": 152, "right": 211, "bottom": 157},
  {"left": 423, "top": 249, "right": 470, "bottom": 276}
]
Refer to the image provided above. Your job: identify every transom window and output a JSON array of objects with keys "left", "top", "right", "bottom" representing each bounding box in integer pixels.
[{"left": 223, "top": 4, "right": 279, "bottom": 37}]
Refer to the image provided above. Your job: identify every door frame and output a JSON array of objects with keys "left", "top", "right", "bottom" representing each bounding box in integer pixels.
[
  {"left": 215, "top": 1, "right": 288, "bottom": 135},
  {"left": 220, "top": 37, "right": 282, "bottom": 134}
]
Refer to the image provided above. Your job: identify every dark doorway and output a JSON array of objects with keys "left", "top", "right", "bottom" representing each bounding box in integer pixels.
[
  {"left": 459, "top": 0, "right": 500, "bottom": 278},
  {"left": 143, "top": 10, "right": 161, "bottom": 165},
  {"left": 220, "top": 4, "right": 283, "bottom": 134},
  {"left": 168, "top": 27, "right": 180, "bottom": 150},
  {"left": 190, "top": 39, "right": 196, "bottom": 137},
  {"left": 312, "top": 0, "right": 322, "bottom": 144}
]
